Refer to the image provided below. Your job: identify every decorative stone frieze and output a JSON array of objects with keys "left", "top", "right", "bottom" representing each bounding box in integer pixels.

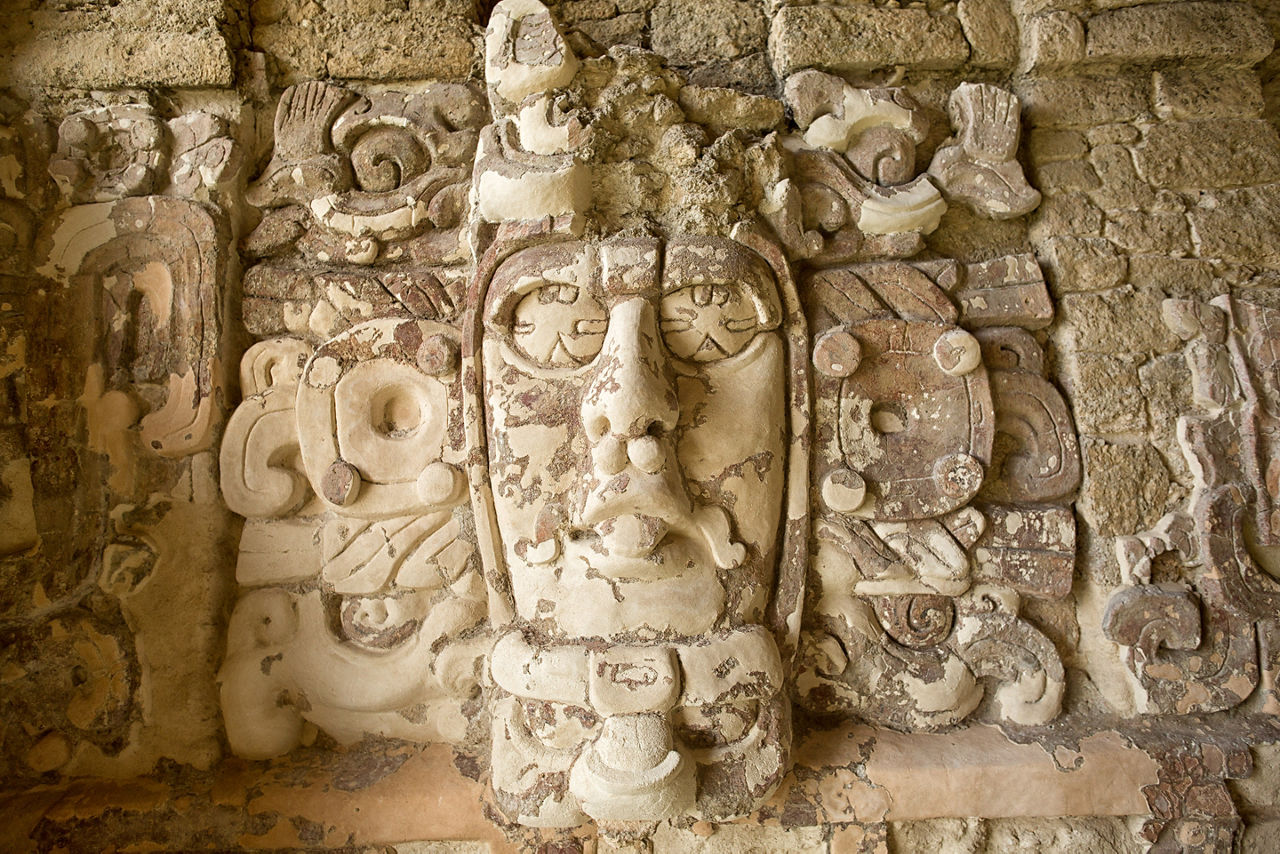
[
  {"left": 1104, "top": 294, "right": 1280, "bottom": 716},
  {"left": 4, "top": 0, "right": 1280, "bottom": 849},
  {"left": 211, "top": 1, "right": 1084, "bottom": 837}
]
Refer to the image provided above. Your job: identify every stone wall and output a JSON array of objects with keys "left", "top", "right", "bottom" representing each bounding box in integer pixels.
[{"left": 1, "top": 0, "right": 1279, "bottom": 852}]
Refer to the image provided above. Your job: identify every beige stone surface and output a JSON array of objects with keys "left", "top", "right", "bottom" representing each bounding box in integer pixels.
[
  {"left": 252, "top": 0, "right": 479, "bottom": 84},
  {"left": 1134, "top": 119, "right": 1280, "bottom": 190},
  {"left": 1, "top": 31, "right": 235, "bottom": 89},
  {"left": 1188, "top": 184, "right": 1280, "bottom": 265},
  {"left": 769, "top": 5, "right": 969, "bottom": 76},
  {"left": 1077, "top": 442, "right": 1171, "bottom": 537},
  {"left": 1015, "top": 77, "right": 1150, "bottom": 128},
  {"left": 1085, "top": 1, "right": 1273, "bottom": 66},
  {"left": 4, "top": 0, "right": 1280, "bottom": 847},
  {"left": 650, "top": 0, "right": 768, "bottom": 67}
]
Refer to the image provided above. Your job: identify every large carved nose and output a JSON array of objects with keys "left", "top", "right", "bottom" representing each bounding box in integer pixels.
[{"left": 581, "top": 298, "right": 678, "bottom": 476}]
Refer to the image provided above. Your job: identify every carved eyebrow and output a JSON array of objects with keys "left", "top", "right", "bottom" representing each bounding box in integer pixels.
[
  {"left": 483, "top": 241, "right": 598, "bottom": 326},
  {"left": 662, "top": 238, "right": 782, "bottom": 329}
]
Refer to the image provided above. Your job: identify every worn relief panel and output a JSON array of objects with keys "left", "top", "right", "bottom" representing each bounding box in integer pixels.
[
  {"left": 1105, "top": 294, "right": 1280, "bottom": 715},
  {"left": 1, "top": 97, "right": 239, "bottom": 779},
  {"left": 213, "top": 0, "right": 1082, "bottom": 839}
]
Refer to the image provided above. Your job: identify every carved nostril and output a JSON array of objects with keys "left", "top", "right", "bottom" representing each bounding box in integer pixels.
[
  {"left": 628, "top": 435, "right": 664, "bottom": 474},
  {"left": 585, "top": 413, "right": 610, "bottom": 443},
  {"left": 596, "top": 435, "right": 627, "bottom": 475}
]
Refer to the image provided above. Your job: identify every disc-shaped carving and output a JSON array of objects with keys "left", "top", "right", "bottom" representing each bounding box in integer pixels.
[
  {"left": 297, "top": 318, "right": 463, "bottom": 517},
  {"left": 832, "top": 318, "right": 993, "bottom": 521}
]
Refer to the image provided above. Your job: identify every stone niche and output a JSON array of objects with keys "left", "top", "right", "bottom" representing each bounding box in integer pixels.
[{"left": 2, "top": 0, "right": 1280, "bottom": 852}]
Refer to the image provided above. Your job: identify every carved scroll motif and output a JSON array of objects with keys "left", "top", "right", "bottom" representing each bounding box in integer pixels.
[
  {"left": 1105, "top": 294, "right": 1280, "bottom": 715},
  {"left": 242, "top": 80, "right": 487, "bottom": 343}
]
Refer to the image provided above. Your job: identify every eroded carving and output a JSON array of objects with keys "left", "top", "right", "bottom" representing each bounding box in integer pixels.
[
  {"left": 213, "top": 0, "right": 1080, "bottom": 836},
  {"left": 927, "top": 83, "right": 1041, "bottom": 220},
  {"left": 1105, "top": 293, "right": 1280, "bottom": 715}
]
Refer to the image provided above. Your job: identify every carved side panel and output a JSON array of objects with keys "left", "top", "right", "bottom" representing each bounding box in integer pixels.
[
  {"left": 2, "top": 100, "right": 239, "bottom": 780},
  {"left": 218, "top": 80, "right": 489, "bottom": 760},
  {"left": 783, "top": 70, "right": 1074, "bottom": 732},
  {"left": 1104, "top": 294, "right": 1280, "bottom": 715}
]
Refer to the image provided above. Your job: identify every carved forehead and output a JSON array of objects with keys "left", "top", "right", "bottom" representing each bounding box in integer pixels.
[{"left": 484, "top": 235, "right": 779, "bottom": 309}]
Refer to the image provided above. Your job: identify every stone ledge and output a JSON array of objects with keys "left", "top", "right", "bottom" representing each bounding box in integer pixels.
[
  {"left": 768, "top": 5, "right": 969, "bottom": 77},
  {"left": 0, "top": 723, "right": 1226, "bottom": 851}
]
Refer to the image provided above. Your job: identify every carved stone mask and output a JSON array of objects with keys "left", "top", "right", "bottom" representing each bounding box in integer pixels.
[{"left": 469, "top": 232, "right": 794, "bottom": 826}]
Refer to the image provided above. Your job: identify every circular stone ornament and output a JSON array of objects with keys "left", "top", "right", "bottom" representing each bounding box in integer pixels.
[
  {"left": 813, "top": 328, "right": 862, "bottom": 378},
  {"left": 297, "top": 318, "right": 461, "bottom": 517},
  {"left": 821, "top": 468, "right": 867, "bottom": 513}
]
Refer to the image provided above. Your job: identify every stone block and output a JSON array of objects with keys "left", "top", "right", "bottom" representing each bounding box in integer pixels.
[
  {"left": 1127, "top": 255, "right": 1221, "bottom": 300},
  {"left": 1077, "top": 442, "right": 1172, "bottom": 537},
  {"left": 1088, "top": 144, "right": 1156, "bottom": 211},
  {"left": 252, "top": 0, "right": 478, "bottom": 84},
  {"left": 769, "top": 5, "right": 969, "bottom": 76},
  {"left": 958, "top": 0, "right": 1019, "bottom": 69},
  {"left": 1037, "top": 236, "right": 1126, "bottom": 294},
  {"left": 1056, "top": 286, "right": 1181, "bottom": 355},
  {"left": 573, "top": 13, "right": 648, "bottom": 51},
  {"left": 685, "top": 53, "right": 777, "bottom": 96},
  {"left": 1028, "top": 193, "right": 1105, "bottom": 244},
  {"left": 1026, "top": 129, "right": 1088, "bottom": 164},
  {"left": 1153, "top": 68, "right": 1265, "bottom": 121},
  {"left": 1066, "top": 353, "right": 1148, "bottom": 434},
  {"left": 1103, "top": 211, "right": 1191, "bottom": 256},
  {"left": 1134, "top": 119, "right": 1280, "bottom": 190},
  {"left": 1188, "top": 184, "right": 1280, "bottom": 265},
  {"left": 1032, "top": 160, "right": 1100, "bottom": 196},
  {"left": 0, "top": 30, "right": 234, "bottom": 89},
  {"left": 1085, "top": 123, "right": 1140, "bottom": 147},
  {"left": 1085, "top": 1, "right": 1273, "bottom": 67},
  {"left": 651, "top": 0, "right": 767, "bottom": 66},
  {"left": 1019, "top": 11, "right": 1086, "bottom": 75},
  {"left": 1016, "top": 77, "right": 1149, "bottom": 128}
]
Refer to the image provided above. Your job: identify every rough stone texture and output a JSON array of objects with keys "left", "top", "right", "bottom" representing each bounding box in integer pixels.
[
  {"left": 651, "top": 0, "right": 768, "bottom": 67},
  {"left": 1085, "top": 1, "right": 1273, "bottom": 67},
  {"left": 0, "top": 0, "right": 241, "bottom": 88},
  {"left": 1037, "top": 236, "right": 1127, "bottom": 295},
  {"left": 1, "top": 32, "right": 235, "bottom": 89},
  {"left": 958, "top": 0, "right": 1020, "bottom": 70},
  {"left": 1077, "top": 442, "right": 1171, "bottom": 537},
  {"left": 251, "top": 0, "right": 479, "bottom": 84},
  {"left": 1016, "top": 76, "right": 1150, "bottom": 128},
  {"left": 1056, "top": 287, "right": 1181, "bottom": 354},
  {"left": 1188, "top": 185, "right": 1280, "bottom": 265},
  {"left": 769, "top": 5, "right": 969, "bottom": 76},
  {"left": 1133, "top": 119, "right": 1280, "bottom": 190},
  {"left": 1153, "top": 68, "right": 1266, "bottom": 121},
  {"left": 1065, "top": 353, "right": 1148, "bottom": 434}
]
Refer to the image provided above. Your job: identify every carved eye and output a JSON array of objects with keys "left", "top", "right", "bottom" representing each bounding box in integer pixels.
[
  {"left": 510, "top": 284, "right": 608, "bottom": 367},
  {"left": 659, "top": 283, "right": 762, "bottom": 362}
]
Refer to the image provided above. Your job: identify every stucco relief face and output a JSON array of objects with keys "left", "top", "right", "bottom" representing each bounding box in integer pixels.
[{"left": 481, "top": 235, "right": 787, "bottom": 640}]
